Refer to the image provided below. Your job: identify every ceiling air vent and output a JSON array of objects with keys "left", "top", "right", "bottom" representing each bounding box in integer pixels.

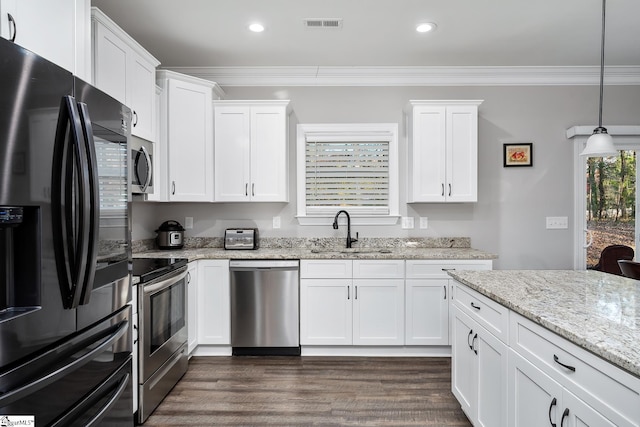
[{"left": 303, "top": 18, "right": 343, "bottom": 29}]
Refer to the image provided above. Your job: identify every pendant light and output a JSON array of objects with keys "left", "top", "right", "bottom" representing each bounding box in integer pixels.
[{"left": 580, "top": 0, "right": 617, "bottom": 157}]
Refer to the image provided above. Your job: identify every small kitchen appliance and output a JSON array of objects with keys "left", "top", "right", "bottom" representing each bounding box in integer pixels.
[
  {"left": 224, "top": 228, "right": 259, "bottom": 250},
  {"left": 156, "top": 220, "right": 185, "bottom": 249}
]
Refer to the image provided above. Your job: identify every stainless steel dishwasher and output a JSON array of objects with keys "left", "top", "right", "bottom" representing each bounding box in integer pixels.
[{"left": 230, "top": 260, "right": 300, "bottom": 355}]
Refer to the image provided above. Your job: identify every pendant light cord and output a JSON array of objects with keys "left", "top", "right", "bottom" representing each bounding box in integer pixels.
[{"left": 598, "top": 0, "right": 607, "bottom": 128}]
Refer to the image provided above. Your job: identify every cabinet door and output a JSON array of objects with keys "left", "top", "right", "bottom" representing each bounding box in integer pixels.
[
  {"left": 1, "top": 0, "right": 76, "bottom": 73},
  {"left": 451, "top": 307, "right": 477, "bottom": 420},
  {"left": 562, "top": 389, "right": 617, "bottom": 427},
  {"left": 476, "top": 324, "right": 509, "bottom": 427},
  {"left": 408, "top": 105, "right": 446, "bottom": 202},
  {"left": 214, "top": 106, "right": 250, "bottom": 201},
  {"left": 186, "top": 262, "right": 198, "bottom": 355},
  {"left": 197, "top": 260, "right": 230, "bottom": 344},
  {"left": 300, "top": 279, "right": 352, "bottom": 345},
  {"left": 352, "top": 279, "right": 404, "bottom": 345},
  {"left": 129, "top": 53, "right": 157, "bottom": 141},
  {"left": 250, "top": 106, "right": 288, "bottom": 202},
  {"left": 405, "top": 278, "right": 449, "bottom": 345},
  {"left": 508, "top": 349, "right": 564, "bottom": 427},
  {"left": 446, "top": 105, "right": 478, "bottom": 202},
  {"left": 167, "top": 79, "right": 214, "bottom": 201},
  {"left": 93, "top": 20, "right": 128, "bottom": 105}
]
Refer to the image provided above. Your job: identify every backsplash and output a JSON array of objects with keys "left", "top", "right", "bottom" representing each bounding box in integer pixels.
[{"left": 132, "top": 236, "right": 471, "bottom": 253}]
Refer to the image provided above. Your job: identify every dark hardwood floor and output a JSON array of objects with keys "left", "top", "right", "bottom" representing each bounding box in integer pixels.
[{"left": 143, "top": 356, "right": 471, "bottom": 426}]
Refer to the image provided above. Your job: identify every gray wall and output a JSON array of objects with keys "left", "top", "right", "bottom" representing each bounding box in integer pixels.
[{"left": 133, "top": 84, "right": 640, "bottom": 269}]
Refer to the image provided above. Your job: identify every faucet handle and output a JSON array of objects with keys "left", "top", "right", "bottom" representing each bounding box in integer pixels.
[{"left": 352, "top": 232, "right": 359, "bottom": 244}]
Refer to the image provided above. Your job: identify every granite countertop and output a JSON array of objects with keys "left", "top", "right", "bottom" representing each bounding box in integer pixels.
[
  {"left": 132, "top": 237, "right": 497, "bottom": 261},
  {"left": 133, "top": 246, "right": 496, "bottom": 261},
  {"left": 447, "top": 270, "right": 640, "bottom": 378}
]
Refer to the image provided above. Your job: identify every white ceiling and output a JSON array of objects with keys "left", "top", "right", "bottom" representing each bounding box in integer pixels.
[{"left": 91, "top": 0, "right": 640, "bottom": 69}]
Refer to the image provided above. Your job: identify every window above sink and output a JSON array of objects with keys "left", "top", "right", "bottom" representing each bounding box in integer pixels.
[{"left": 296, "top": 123, "right": 400, "bottom": 226}]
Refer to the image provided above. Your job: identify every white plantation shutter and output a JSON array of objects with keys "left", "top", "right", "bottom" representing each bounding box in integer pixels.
[{"left": 305, "top": 138, "right": 390, "bottom": 215}]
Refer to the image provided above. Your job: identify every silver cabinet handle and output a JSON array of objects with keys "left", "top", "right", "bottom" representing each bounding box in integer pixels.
[
  {"left": 448, "top": 183, "right": 452, "bottom": 196},
  {"left": 252, "top": 183, "right": 255, "bottom": 197},
  {"left": 172, "top": 181, "right": 176, "bottom": 195},
  {"left": 441, "top": 183, "right": 444, "bottom": 196},
  {"left": 355, "top": 286, "right": 358, "bottom": 300},
  {"left": 245, "top": 183, "right": 248, "bottom": 196},
  {"left": 347, "top": 286, "right": 350, "bottom": 300},
  {"left": 443, "top": 285, "right": 447, "bottom": 299}
]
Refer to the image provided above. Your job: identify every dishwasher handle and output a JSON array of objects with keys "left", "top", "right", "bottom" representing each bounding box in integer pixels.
[{"left": 229, "top": 260, "right": 299, "bottom": 269}]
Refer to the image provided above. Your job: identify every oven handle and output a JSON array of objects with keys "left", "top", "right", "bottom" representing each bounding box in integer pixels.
[{"left": 142, "top": 268, "right": 188, "bottom": 296}]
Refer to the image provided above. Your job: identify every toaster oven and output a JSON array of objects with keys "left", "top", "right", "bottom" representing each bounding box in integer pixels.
[{"left": 224, "top": 228, "right": 259, "bottom": 250}]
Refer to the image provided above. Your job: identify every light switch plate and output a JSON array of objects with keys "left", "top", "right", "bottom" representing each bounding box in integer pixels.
[
  {"left": 273, "top": 216, "right": 281, "bottom": 229},
  {"left": 184, "top": 217, "right": 193, "bottom": 229},
  {"left": 419, "top": 217, "right": 428, "bottom": 229},
  {"left": 546, "top": 216, "right": 568, "bottom": 229},
  {"left": 401, "top": 217, "right": 414, "bottom": 229}
]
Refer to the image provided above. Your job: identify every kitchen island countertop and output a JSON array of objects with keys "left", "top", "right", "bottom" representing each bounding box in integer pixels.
[{"left": 447, "top": 269, "right": 640, "bottom": 378}]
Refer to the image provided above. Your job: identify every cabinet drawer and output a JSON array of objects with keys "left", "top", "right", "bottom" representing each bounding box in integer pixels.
[
  {"left": 406, "top": 260, "right": 492, "bottom": 278},
  {"left": 510, "top": 312, "right": 640, "bottom": 427},
  {"left": 301, "top": 260, "right": 352, "bottom": 279},
  {"left": 453, "top": 282, "right": 508, "bottom": 343},
  {"left": 353, "top": 260, "right": 404, "bottom": 279}
]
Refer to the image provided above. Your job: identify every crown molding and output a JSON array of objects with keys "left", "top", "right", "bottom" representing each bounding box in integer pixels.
[{"left": 164, "top": 65, "right": 640, "bottom": 87}]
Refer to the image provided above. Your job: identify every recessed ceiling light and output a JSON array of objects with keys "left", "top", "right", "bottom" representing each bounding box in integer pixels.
[
  {"left": 249, "top": 23, "right": 265, "bottom": 33},
  {"left": 416, "top": 22, "right": 437, "bottom": 33}
]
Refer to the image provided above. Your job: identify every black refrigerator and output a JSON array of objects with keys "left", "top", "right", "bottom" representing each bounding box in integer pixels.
[{"left": 0, "top": 37, "right": 134, "bottom": 425}]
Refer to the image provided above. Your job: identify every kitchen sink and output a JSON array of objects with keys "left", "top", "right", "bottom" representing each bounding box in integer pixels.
[{"left": 309, "top": 248, "right": 392, "bottom": 254}]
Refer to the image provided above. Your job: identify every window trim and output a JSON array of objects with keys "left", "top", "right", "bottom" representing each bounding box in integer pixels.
[{"left": 296, "top": 123, "right": 399, "bottom": 226}]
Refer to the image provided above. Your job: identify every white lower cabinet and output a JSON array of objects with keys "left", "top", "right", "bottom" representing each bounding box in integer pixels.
[
  {"left": 508, "top": 350, "right": 616, "bottom": 427},
  {"left": 196, "top": 260, "right": 230, "bottom": 345},
  {"left": 186, "top": 261, "right": 198, "bottom": 355},
  {"left": 452, "top": 306, "right": 508, "bottom": 427},
  {"left": 405, "top": 260, "right": 493, "bottom": 346},
  {"left": 300, "top": 260, "right": 404, "bottom": 346}
]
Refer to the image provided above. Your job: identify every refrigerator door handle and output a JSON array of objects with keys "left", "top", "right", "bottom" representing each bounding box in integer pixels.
[
  {"left": 0, "top": 319, "right": 129, "bottom": 408},
  {"left": 52, "top": 95, "right": 90, "bottom": 309},
  {"left": 76, "top": 102, "right": 100, "bottom": 305},
  {"left": 49, "top": 371, "right": 131, "bottom": 427}
]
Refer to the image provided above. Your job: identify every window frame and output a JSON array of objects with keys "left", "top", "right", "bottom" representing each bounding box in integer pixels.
[{"left": 296, "top": 123, "right": 399, "bottom": 225}]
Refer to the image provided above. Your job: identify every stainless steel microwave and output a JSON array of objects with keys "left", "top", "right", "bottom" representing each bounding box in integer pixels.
[{"left": 131, "top": 136, "right": 153, "bottom": 194}]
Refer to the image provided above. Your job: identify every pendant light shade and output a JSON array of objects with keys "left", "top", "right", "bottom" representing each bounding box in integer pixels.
[{"left": 580, "top": 0, "right": 617, "bottom": 157}]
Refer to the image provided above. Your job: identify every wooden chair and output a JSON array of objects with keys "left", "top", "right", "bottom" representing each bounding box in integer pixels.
[
  {"left": 589, "top": 245, "right": 634, "bottom": 276},
  {"left": 617, "top": 260, "right": 640, "bottom": 280}
]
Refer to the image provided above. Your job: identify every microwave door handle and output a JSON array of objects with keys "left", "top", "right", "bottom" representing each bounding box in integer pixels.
[
  {"left": 140, "top": 145, "right": 152, "bottom": 192},
  {"left": 76, "top": 102, "right": 99, "bottom": 305},
  {"left": 52, "top": 96, "right": 84, "bottom": 309}
]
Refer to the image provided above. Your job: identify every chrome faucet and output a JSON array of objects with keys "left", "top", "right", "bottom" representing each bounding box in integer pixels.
[{"left": 333, "top": 210, "right": 358, "bottom": 248}]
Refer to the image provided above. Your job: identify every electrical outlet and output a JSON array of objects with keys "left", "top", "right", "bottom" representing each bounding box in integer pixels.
[
  {"left": 184, "top": 217, "right": 193, "bottom": 229},
  {"left": 273, "top": 216, "right": 281, "bottom": 229},
  {"left": 401, "top": 217, "right": 414, "bottom": 229},
  {"left": 546, "top": 216, "right": 568, "bottom": 229},
  {"left": 419, "top": 217, "right": 428, "bottom": 229}
]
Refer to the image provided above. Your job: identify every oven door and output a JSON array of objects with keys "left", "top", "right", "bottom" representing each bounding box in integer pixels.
[
  {"left": 130, "top": 136, "right": 153, "bottom": 194},
  {"left": 140, "top": 267, "right": 188, "bottom": 382}
]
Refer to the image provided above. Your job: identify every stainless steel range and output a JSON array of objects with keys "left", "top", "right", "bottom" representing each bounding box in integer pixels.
[{"left": 133, "top": 258, "right": 189, "bottom": 423}]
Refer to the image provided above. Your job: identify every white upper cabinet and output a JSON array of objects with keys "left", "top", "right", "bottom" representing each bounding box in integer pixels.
[
  {"left": 91, "top": 7, "right": 160, "bottom": 142},
  {"left": 214, "top": 100, "right": 290, "bottom": 202},
  {"left": 156, "top": 70, "right": 223, "bottom": 202},
  {"left": 1, "top": 0, "right": 90, "bottom": 79},
  {"left": 406, "top": 100, "right": 482, "bottom": 202}
]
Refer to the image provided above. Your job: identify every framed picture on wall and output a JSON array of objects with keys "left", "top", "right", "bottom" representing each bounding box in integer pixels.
[{"left": 503, "top": 143, "right": 533, "bottom": 167}]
